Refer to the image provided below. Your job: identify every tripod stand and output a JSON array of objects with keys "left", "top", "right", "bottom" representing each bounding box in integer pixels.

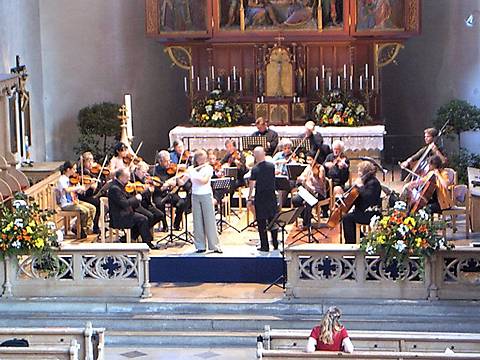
[
  {"left": 158, "top": 193, "right": 193, "bottom": 246},
  {"left": 211, "top": 178, "right": 240, "bottom": 234},
  {"left": 263, "top": 206, "right": 304, "bottom": 293}
]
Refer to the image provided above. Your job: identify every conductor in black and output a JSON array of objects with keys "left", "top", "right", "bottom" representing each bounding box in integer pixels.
[{"left": 248, "top": 146, "right": 279, "bottom": 252}]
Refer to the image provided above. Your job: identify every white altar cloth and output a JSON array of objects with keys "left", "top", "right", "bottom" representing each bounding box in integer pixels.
[{"left": 169, "top": 125, "right": 385, "bottom": 151}]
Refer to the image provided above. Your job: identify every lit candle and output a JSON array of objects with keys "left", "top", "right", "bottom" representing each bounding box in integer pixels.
[
  {"left": 233, "top": 66, "right": 237, "bottom": 80},
  {"left": 124, "top": 94, "right": 133, "bottom": 139},
  {"left": 371, "top": 75, "right": 374, "bottom": 90},
  {"left": 350, "top": 64, "right": 354, "bottom": 76},
  {"left": 322, "top": 65, "right": 325, "bottom": 79},
  {"left": 315, "top": 76, "right": 319, "bottom": 91},
  {"left": 227, "top": 76, "right": 231, "bottom": 91},
  {"left": 211, "top": 66, "right": 215, "bottom": 79},
  {"left": 257, "top": 97, "right": 260, "bottom": 103},
  {"left": 197, "top": 76, "right": 200, "bottom": 91},
  {"left": 217, "top": 77, "right": 221, "bottom": 89},
  {"left": 184, "top": 77, "right": 188, "bottom": 93},
  {"left": 337, "top": 75, "right": 340, "bottom": 89},
  {"left": 191, "top": 66, "right": 194, "bottom": 80},
  {"left": 343, "top": 64, "right": 347, "bottom": 79},
  {"left": 206, "top": 77, "right": 209, "bottom": 91},
  {"left": 328, "top": 76, "right": 332, "bottom": 91},
  {"left": 365, "top": 64, "right": 368, "bottom": 78},
  {"left": 360, "top": 75, "right": 363, "bottom": 90},
  {"left": 261, "top": 96, "right": 264, "bottom": 103},
  {"left": 239, "top": 76, "right": 243, "bottom": 92},
  {"left": 349, "top": 75, "right": 353, "bottom": 90}
]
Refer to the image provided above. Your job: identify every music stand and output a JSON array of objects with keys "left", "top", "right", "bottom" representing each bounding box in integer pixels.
[
  {"left": 211, "top": 178, "right": 240, "bottom": 233},
  {"left": 275, "top": 175, "right": 292, "bottom": 209},
  {"left": 287, "top": 164, "right": 307, "bottom": 182},
  {"left": 241, "top": 136, "right": 267, "bottom": 152},
  {"left": 224, "top": 167, "right": 242, "bottom": 219},
  {"left": 290, "top": 137, "right": 312, "bottom": 153},
  {"left": 157, "top": 191, "right": 194, "bottom": 246},
  {"left": 263, "top": 206, "right": 304, "bottom": 293},
  {"left": 290, "top": 186, "right": 328, "bottom": 245}
]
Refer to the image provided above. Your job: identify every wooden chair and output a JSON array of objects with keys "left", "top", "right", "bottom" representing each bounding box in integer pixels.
[
  {"left": 441, "top": 185, "right": 470, "bottom": 239},
  {"left": 99, "top": 197, "right": 132, "bottom": 243},
  {"left": 53, "top": 188, "right": 81, "bottom": 240},
  {"left": 314, "top": 178, "right": 334, "bottom": 224},
  {"left": 356, "top": 223, "right": 371, "bottom": 244}
]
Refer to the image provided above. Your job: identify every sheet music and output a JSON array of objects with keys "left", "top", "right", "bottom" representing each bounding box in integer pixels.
[
  {"left": 297, "top": 186, "right": 318, "bottom": 207},
  {"left": 468, "top": 167, "right": 480, "bottom": 197}
]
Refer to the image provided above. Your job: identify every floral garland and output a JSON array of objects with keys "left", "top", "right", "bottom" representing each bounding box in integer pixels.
[
  {"left": 314, "top": 90, "right": 371, "bottom": 126},
  {"left": 190, "top": 89, "right": 244, "bottom": 127},
  {"left": 360, "top": 201, "right": 451, "bottom": 269},
  {"left": 0, "top": 193, "right": 60, "bottom": 260}
]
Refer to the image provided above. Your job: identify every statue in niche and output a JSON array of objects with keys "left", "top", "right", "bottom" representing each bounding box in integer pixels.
[
  {"left": 283, "top": 0, "right": 313, "bottom": 27},
  {"left": 159, "top": 0, "right": 207, "bottom": 32},
  {"left": 246, "top": 0, "right": 280, "bottom": 27},
  {"left": 321, "top": 0, "right": 343, "bottom": 27},
  {"left": 225, "top": 0, "right": 240, "bottom": 26},
  {"left": 357, "top": 0, "right": 404, "bottom": 30},
  {"left": 265, "top": 47, "right": 293, "bottom": 97}
]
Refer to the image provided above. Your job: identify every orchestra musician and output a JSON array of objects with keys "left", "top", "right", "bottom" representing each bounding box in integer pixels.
[
  {"left": 207, "top": 150, "right": 226, "bottom": 205},
  {"left": 177, "top": 150, "right": 222, "bottom": 253},
  {"left": 342, "top": 161, "right": 382, "bottom": 244},
  {"left": 272, "top": 138, "right": 295, "bottom": 176},
  {"left": 221, "top": 139, "right": 248, "bottom": 190},
  {"left": 304, "top": 120, "right": 331, "bottom": 164},
  {"left": 153, "top": 150, "right": 187, "bottom": 231},
  {"left": 77, "top": 152, "right": 102, "bottom": 234},
  {"left": 109, "top": 142, "right": 130, "bottom": 174},
  {"left": 108, "top": 168, "right": 158, "bottom": 249},
  {"left": 404, "top": 155, "right": 453, "bottom": 214},
  {"left": 169, "top": 139, "right": 189, "bottom": 165},
  {"left": 400, "top": 128, "right": 448, "bottom": 176},
  {"left": 251, "top": 117, "right": 279, "bottom": 156},
  {"left": 57, "top": 161, "right": 97, "bottom": 239},
  {"left": 292, "top": 151, "right": 328, "bottom": 228},
  {"left": 248, "top": 147, "right": 279, "bottom": 252},
  {"left": 132, "top": 161, "right": 166, "bottom": 231},
  {"left": 323, "top": 140, "right": 350, "bottom": 196}
]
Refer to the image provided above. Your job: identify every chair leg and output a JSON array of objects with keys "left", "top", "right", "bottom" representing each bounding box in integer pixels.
[
  {"left": 76, "top": 214, "right": 81, "bottom": 239},
  {"left": 126, "top": 229, "right": 132, "bottom": 243}
]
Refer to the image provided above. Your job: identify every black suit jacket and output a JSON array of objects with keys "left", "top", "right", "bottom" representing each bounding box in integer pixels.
[
  {"left": 108, "top": 178, "right": 140, "bottom": 229},
  {"left": 353, "top": 175, "right": 382, "bottom": 214}
]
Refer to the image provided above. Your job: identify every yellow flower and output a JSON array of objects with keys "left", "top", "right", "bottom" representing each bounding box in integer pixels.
[
  {"left": 403, "top": 217, "right": 416, "bottom": 228},
  {"left": 348, "top": 117, "right": 354, "bottom": 125},
  {"left": 415, "top": 237, "right": 422, "bottom": 248},
  {"left": 379, "top": 217, "right": 389, "bottom": 228},
  {"left": 26, "top": 226, "right": 33, "bottom": 234},
  {"left": 376, "top": 235, "right": 386, "bottom": 244},
  {"left": 34, "top": 238, "right": 44, "bottom": 249}
]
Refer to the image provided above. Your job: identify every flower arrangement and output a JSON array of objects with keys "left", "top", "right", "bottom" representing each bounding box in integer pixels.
[
  {"left": 359, "top": 201, "right": 451, "bottom": 267},
  {"left": 314, "top": 90, "right": 371, "bottom": 126},
  {"left": 190, "top": 89, "right": 244, "bottom": 127},
  {"left": 0, "top": 193, "right": 60, "bottom": 259}
]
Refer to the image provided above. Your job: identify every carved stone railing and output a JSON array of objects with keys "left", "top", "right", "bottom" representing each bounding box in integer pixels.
[
  {"left": 286, "top": 244, "right": 480, "bottom": 300},
  {"left": 1, "top": 243, "right": 151, "bottom": 299}
]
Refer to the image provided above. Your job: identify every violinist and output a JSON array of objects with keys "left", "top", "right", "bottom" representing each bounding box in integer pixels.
[
  {"left": 170, "top": 140, "right": 190, "bottom": 165},
  {"left": 324, "top": 140, "right": 350, "bottom": 196},
  {"left": 272, "top": 139, "right": 295, "bottom": 176},
  {"left": 221, "top": 139, "right": 247, "bottom": 189},
  {"left": 292, "top": 151, "right": 328, "bottom": 229},
  {"left": 342, "top": 161, "right": 382, "bottom": 244},
  {"left": 404, "top": 155, "right": 453, "bottom": 214},
  {"left": 108, "top": 168, "right": 158, "bottom": 249},
  {"left": 400, "top": 128, "right": 448, "bottom": 178},
  {"left": 76, "top": 152, "right": 102, "bottom": 234},
  {"left": 153, "top": 150, "right": 187, "bottom": 231},
  {"left": 109, "top": 142, "right": 130, "bottom": 174},
  {"left": 57, "top": 161, "right": 97, "bottom": 239},
  {"left": 251, "top": 117, "right": 278, "bottom": 156},
  {"left": 304, "top": 120, "right": 331, "bottom": 164},
  {"left": 131, "top": 162, "right": 166, "bottom": 232},
  {"left": 207, "top": 150, "right": 225, "bottom": 205}
]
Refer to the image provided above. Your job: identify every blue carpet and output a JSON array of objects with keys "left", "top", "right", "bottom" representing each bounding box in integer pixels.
[{"left": 150, "top": 256, "right": 283, "bottom": 283}]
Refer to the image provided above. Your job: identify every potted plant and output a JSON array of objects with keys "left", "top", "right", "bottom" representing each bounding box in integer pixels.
[{"left": 190, "top": 90, "right": 244, "bottom": 127}]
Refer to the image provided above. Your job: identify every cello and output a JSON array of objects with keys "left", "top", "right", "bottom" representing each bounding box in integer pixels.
[{"left": 409, "top": 171, "right": 437, "bottom": 214}]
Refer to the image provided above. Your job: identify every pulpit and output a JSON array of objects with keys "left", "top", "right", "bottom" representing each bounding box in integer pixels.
[{"left": 146, "top": 0, "right": 421, "bottom": 125}]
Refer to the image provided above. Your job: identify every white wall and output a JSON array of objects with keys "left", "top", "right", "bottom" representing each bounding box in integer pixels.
[{"left": 0, "top": 0, "right": 46, "bottom": 161}]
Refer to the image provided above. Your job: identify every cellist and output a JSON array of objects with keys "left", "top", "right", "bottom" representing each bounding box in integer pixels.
[
  {"left": 342, "top": 161, "right": 382, "bottom": 244},
  {"left": 400, "top": 128, "right": 447, "bottom": 178}
]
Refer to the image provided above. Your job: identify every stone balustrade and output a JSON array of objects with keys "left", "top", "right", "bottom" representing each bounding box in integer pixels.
[
  {"left": 286, "top": 244, "right": 480, "bottom": 300},
  {"left": 1, "top": 243, "right": 151, "bottom": 299},
  {"left": 0, "top": 339, "right": 79, "bottom": 360}
]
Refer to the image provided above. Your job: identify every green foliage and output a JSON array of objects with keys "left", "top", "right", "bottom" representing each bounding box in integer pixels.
[
  {"left": 448, "top": 148, "right": 480, "bottom": 184},
  {"left": 74, "top": 102, "right": 121, "bottom": 160},
  {"left": 433, "top": 99, "right": 480, "bottom": 138},
  {"left": 314, "top": 90, "right": 371, "bottom": 127},
  {"left": 190, "top": 90, "right": 244, "bottom": 127}
]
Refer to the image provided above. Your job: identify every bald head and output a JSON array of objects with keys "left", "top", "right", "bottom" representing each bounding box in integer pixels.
[{"left": 253, "top": 146, "right": 265, "bottom": 162}]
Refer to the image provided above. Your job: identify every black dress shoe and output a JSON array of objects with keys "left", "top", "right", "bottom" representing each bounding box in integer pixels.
[
  {"left": 257, "top": 247, "right": 269, "bottom": 252},
  {"left": 146, "top": 242, "right": 160, "bottom": 250},
  {"left": 196, "top": 249, "right": 206, "bottom": 253},
  {"left": 214, "top": 249, "right": 223, "bottom": 254}
]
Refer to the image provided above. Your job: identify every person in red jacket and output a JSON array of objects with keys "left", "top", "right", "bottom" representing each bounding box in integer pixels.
[{"left": 306, "top": 306, "right": 354, "bottom": 353}]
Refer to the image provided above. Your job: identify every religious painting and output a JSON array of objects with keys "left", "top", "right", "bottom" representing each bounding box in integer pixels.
[
  {"left": 320, "top": 0, "right": 343, "bottom": 29},
  {"left": 356, "top": 0, "right": 404, "bottom": 31},
  {"left": 265, "top": 47, "right": 294, "bottom": 97},
  {"left": 158, "top": 0, "right": 208, "bottom": 33}
]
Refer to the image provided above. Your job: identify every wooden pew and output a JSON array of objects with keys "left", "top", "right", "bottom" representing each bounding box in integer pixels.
[
  {"left": 0, "top": 339, "right": 79, "bottom": 359},
  {"left": 0, "top": 322, "right": 105, "bottom": 360},
  {"left": 261, "top": 327, "right": 480, "bottom": 353}
]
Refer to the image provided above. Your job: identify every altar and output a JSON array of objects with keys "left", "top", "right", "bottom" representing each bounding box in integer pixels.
[{"left": 169, "top": 125, "right": 385, "bottom": 152}]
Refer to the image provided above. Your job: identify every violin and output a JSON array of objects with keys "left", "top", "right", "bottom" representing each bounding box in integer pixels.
[
  {"left": 166, "top": 163, "right": 177, "bottom": 175},
  {"left": 69, "top": 173, "right": 80, "bottom": 185},
  {"left": 213, "top": 160, "right": 222, "bottom": 172},
  {"left": 125, "top": 181, "right": 149, "bottom": 193},
  {"left": 229, "top": 150, "right": 241, "bottom": 164},
  {"left": 180, "top": 150, "right": 190, "bottom": 162},
  {"left": 146, "top": 175, "right": 162, "bottom": 187},
  {"left": 91, "top": 163, "right": 110, "bottom": 176},
  {"left": 123, "top": 153, "right": 143, "bottom": 166}
]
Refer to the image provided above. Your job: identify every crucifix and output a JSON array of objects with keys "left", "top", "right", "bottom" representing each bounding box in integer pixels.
[{"left": 10, "top": 55, "right": 30, "bottom": 158}]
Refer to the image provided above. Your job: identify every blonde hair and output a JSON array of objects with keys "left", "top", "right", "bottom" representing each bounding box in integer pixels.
[
  {"left": 358, "top": 161, "right": 376, "bottom": 176},
  {"left": 193, "top": 149, "right": 207, "bottom": 166},
  {"left": 319, "top": 306, "right": 343, "bottom": 345}
]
